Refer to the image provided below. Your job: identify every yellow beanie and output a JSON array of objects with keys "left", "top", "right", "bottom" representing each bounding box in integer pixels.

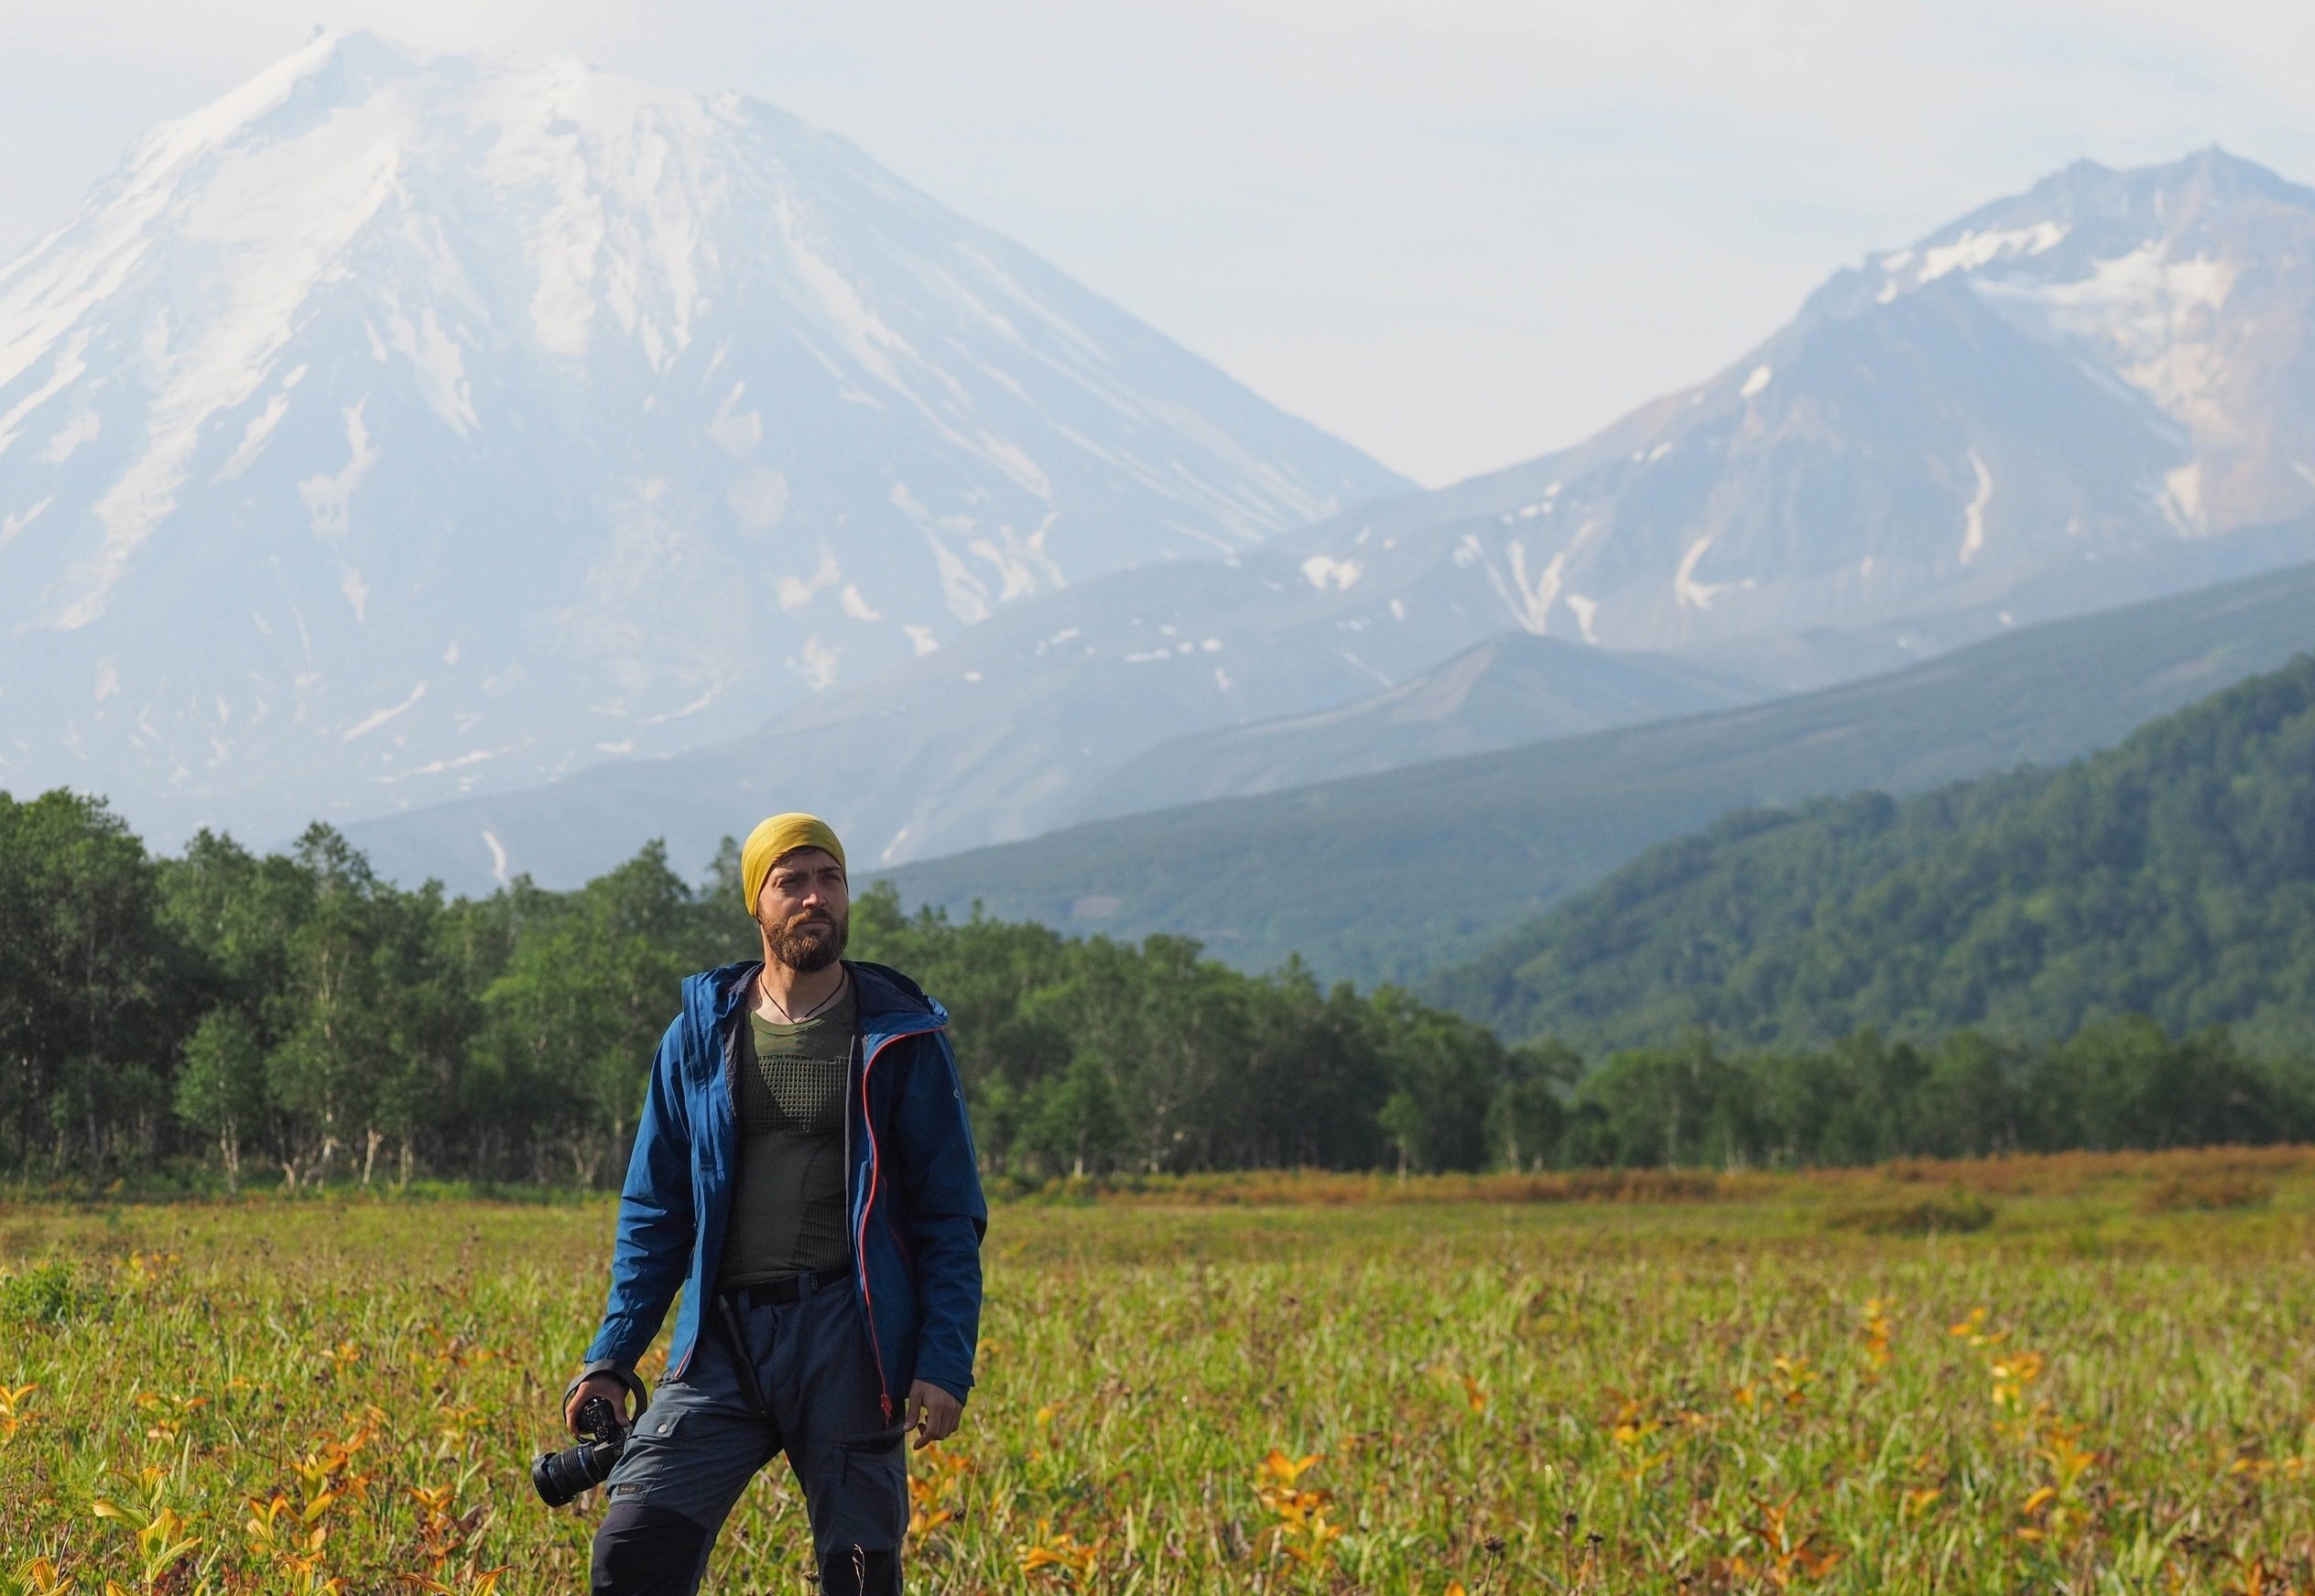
[{"left": 740, "top": 813, "right": 847, "bottom": 913}]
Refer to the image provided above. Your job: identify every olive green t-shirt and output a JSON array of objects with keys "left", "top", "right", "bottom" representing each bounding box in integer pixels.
[{"left": 717, "top": 984, "right": 855, "bottom": 1290}]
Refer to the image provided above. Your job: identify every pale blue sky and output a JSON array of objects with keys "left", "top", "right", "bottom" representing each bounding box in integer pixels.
[{"left": 4, "top": 1, "right": 2310, "bottom": 485}]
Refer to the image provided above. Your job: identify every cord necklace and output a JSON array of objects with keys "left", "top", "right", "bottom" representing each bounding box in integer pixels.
[{"left": 760, "top": 967, "right": 847, "bottom": 1025}]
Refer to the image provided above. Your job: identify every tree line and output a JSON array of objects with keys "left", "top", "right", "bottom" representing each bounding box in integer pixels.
[
  {"left": 0, "top": 788, "right": 1543, "bottom": 1189},
  {"left": 5, "top": 787, "right": 2312, "bottom": 1192}
]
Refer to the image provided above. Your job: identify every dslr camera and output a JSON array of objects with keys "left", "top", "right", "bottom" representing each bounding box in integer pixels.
[{"left": 532, "top": 1395, "right": 629, "bottom": 1507}]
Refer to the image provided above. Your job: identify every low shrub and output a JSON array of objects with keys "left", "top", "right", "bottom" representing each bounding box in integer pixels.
[
  {"left": 2139, "top": 1173, "right": 2277, "bottom": 1212},
  {"left": 0, "top": 1260, "right": 96, "bottom": 1325},
  {"left": 1824, "top": 1187, "right": 1997, "bottom": 1236}
]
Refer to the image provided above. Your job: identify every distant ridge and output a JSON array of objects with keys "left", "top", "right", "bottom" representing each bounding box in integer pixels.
[
  {"left": 343, "top": 617, "right": 1770, "bottom": 894},
  {"left": 877, "top": 557, "right": 2315, "bottom": 984},
  {"left": 1082, "top": 633, "right": 1755, "bottom": 814}
]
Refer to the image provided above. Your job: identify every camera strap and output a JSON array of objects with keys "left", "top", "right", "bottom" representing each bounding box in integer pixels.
[{"left": 563, "top": 1363, "right": 651, "bottom": 1418}]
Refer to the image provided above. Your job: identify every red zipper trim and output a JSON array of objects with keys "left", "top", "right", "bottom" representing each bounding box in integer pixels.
[{"left": 855, "top": 1026, "right": 925, "bottom": 1422}]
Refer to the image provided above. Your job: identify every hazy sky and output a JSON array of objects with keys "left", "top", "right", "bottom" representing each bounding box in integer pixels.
[{"left": 5, "top": 2, "right": 2312, "bottom": 485}]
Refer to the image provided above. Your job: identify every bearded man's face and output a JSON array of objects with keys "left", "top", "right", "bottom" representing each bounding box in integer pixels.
[{"left": 755, "top": 848, "right": 850, "bottom": 972}]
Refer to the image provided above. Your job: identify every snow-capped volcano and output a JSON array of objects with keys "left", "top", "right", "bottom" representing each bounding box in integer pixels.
[{"left": 0, "top": 31, "right": 1403, "bottom": 841}]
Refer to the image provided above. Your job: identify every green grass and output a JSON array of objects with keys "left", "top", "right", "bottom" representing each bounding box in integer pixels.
[{"left": 5, "top": 1156, "right": 2315, "bottom": 1591}]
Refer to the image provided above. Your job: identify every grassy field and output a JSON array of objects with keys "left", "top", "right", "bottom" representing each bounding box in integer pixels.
[{"left": 5, "top": 1149, "right": 2315, "bottom": 1593}]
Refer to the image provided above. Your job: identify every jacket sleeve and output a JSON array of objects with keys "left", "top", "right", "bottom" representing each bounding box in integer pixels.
[
  {"left": 894, "top": 1028, "right": 987, "bottom": 1403},
  {"left": 583, "top": 1015, "right": 695, "bottom": 1368}
]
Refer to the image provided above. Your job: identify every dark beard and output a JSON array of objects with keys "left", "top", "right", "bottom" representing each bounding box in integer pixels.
[{"left": 764, "top": 907, "right": 848, "bottom": 973}]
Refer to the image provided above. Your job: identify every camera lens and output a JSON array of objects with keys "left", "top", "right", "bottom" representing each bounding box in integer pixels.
[
  {"left": 531, "top": 1446, "right": 573, "bottom": 1506},
  {"left": 531, "top": 1437, "right": 619, "bottom": 1506}
]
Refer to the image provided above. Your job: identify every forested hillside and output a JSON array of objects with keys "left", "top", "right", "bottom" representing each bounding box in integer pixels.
[{"left": 1438, "top": 653, "right": 2315, "bottom": 1055}]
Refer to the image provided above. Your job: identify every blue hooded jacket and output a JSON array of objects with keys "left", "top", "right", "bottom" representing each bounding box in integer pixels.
[{"left": 582, "top": 959, "right": 986, "bottom": 1414}]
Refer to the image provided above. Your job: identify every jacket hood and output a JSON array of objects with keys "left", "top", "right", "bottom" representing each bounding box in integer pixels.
[
  {"left": 677, "top": 960, "right": 947, "bottom": 1041},
  {"left": 849, "top": 960, "right": 948, "bottom": 1034},
  {"left": 679, "top": 961, "right": 753, "bottom": 1044}
]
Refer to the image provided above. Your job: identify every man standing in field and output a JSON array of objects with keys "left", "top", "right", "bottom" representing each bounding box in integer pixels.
[{"left": 563, "top": 813, "right": 986, "bottom": 1595}]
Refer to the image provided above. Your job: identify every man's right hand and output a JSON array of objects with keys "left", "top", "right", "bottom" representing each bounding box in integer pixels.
[{"left": 565, "top": 1373, "right": 636, "bottom": 1435}]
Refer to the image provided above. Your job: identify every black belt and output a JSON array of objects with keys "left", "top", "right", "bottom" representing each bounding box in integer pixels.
[{"left": 723, "top": 1264, "right": 849, "bottom": 1310}]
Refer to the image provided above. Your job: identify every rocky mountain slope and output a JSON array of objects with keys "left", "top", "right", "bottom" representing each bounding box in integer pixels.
[{"left": 0, "top": 31, "right": 1403, "bottom": 845}]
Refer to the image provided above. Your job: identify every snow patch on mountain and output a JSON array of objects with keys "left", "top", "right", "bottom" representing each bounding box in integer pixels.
[
  {"left": 0, "top": 495, "right": 50, "bottom": 548},
  {"left": 1917, "top": 222, "right": 2067, "bottom": 283},
  {"left": 38, "top": 411, "right": 99, "bottom": 464},
  {"left": 1960, "top": 451, "right": 1993, "bottom": 565},
  {"left": 1977, "top": 247, "right": 2238, "bottom": 420},
  {"left": 343, "top": 682, "right": 425, "bottom": 742},
  {"left": 1675, "top": 536, "right": 1724, "bottom": 610},
  {"left": 296, "top": 405, "right": 379, "bottom": 541},
  {"left": 2162, "top": 462, "right": 2207, "bottom": 534}
]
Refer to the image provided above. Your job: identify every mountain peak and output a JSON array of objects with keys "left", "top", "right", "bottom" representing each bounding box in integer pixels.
[
  {"left": 1299, "top": 143, "right": 2315, "bottom": 657},
  {"left": 126, "top": 29, "right": 426, "bottom": 181},
  {"left": 0, "top": 35, "right": 1404, "bottom": 847},
  {"left": 2017, "top": 145, "right": 2314, "bottom": 220},
  {"left": 1791, "top": 148, "right": 2315, "bottom": 324}
]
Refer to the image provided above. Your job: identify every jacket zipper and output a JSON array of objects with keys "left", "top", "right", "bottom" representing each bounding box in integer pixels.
[
  {"left": 672, "top": 972, "right": 748, "bottom": 1381},
  {"left": 854, "top": 1022, "right": 937, "bottom": 1422}
]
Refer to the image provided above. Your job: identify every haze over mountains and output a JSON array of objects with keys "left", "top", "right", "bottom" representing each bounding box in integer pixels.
[
  {"left": 1091, "top": 635, "right": 1754, "bottom": 813},
  {"left": 343, "top": 563, "right": 1777, "bottom": 888},
  {"left": 7, "top": 31, "right": 2315, "bottom": 947},
  {"left": 0, "top": 31, "right": 1402, "bottom": 848},
  {"left": 879, "top": 562, "right": 2315, "bottom": 983},
  {"left": 344, "top": 146, "right": 2315, "bottom": 891}
]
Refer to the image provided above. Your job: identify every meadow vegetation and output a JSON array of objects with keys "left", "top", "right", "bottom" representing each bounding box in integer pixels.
[{"left": 5, "top": 1147, "right": 2315, "bottom": 1593}]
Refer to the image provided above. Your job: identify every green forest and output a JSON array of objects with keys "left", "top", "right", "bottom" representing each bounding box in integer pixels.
[
  {"left": 11, "top": 743, "right": 2315, "bottom": 1188},
  {"left": 0, "top": 788, "right": 1546, "bottom": 1189},
  {"left": 1437, "top": 651, "right": 2315, "bottom": 1057}
]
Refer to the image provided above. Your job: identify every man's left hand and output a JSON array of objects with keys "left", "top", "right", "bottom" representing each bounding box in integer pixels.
[{"left": 904, "top": 1380, "right": 962, "bottom": 1449}]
